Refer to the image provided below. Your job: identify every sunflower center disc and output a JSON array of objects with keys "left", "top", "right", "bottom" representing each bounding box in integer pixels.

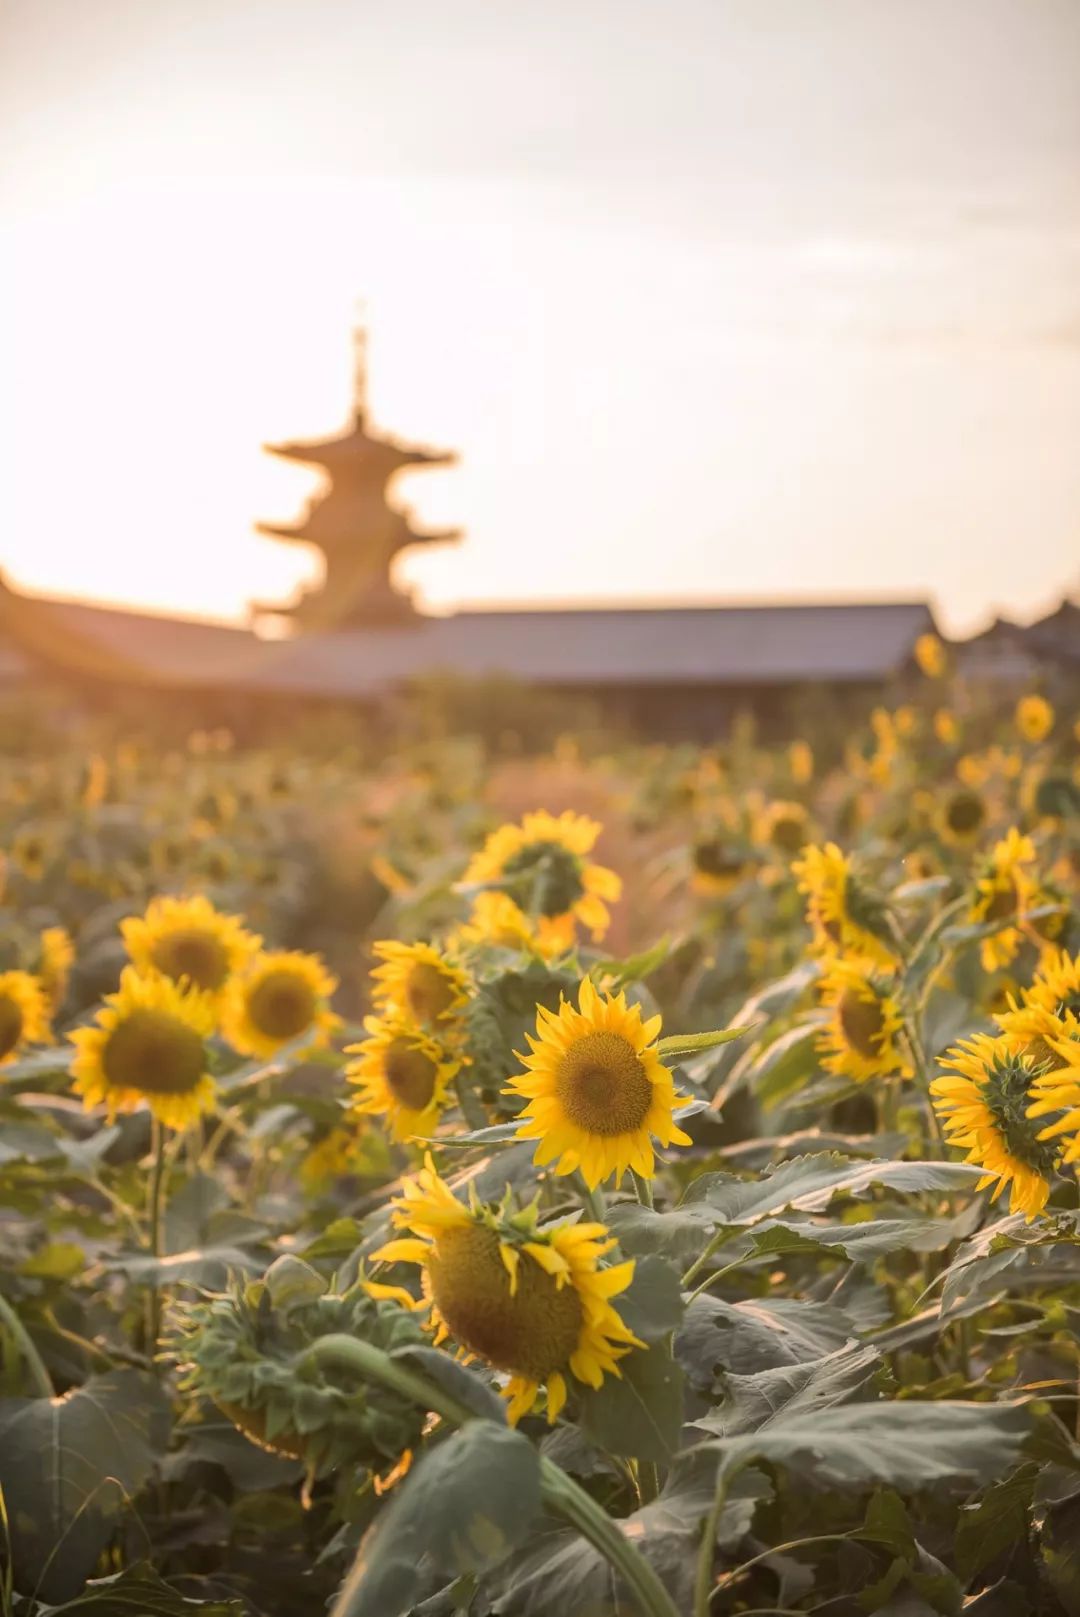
[
  {"left": 246, "top": 972, "right": 318, "bottom": 1040},
  {"left": 103, "top": 1008, "right": 206, "bottom": 1094},
  {"left": 405, "top": 962, "right": 457, "bottom": 1022},
  {"left": 384, "top": 1041, "right": 438, "bottom": 1110},
  {"left": 983, "top": 886, "right": 1018, "bottom": 924},
  {"left": 837, "top": 989, "right": 886, "bottom": 1060},
  {"left": 694, "top": 841, "right": 741, "bottom": 879},
  {"left": 428, "top": 1224, "right": 583, "bottom": 1381},
  {"left": 947, "top": 793, "right": 985, "bottom": 835},
  {"left": 770, "top": 816, "right": 806, "bottom": 854},
  {"left": 0, "top": 995, "right": 25, "bottom": 1059},
  {"left": 501, "top": 840, "right": 585, "bottom": 918},
  {"left": 556, "top": 1030, "right": 653, "bottom": 1136},
  {"left": 151, "top": 927, "right": 231, "bottom": 991}
]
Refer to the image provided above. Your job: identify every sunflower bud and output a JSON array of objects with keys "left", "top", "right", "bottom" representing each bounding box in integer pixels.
[{"left": 170, "top": 1265, "right": 427, "bottom": 1476}]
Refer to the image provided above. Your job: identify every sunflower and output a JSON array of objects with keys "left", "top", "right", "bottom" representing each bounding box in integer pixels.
[
  {"left": 122, "top": 894, "right": 261, "bottom": 1000},
  {"left": 37, "top": 926, "right": 74, "bottom": 1013},
  {"left": 690, "top": 834, "right": 752, "bottom": 897},
  {"left": 1023, "top": 949, "right": 1080, "bottom": 1021},
  {"left": 69, "top": 966, "right": 216, "bottom": 1129},
  {"left": 937, "top": 787, "right": 988, "bottom": 850},
  {"left": 1016, "top": 694, "right": 1054, "bottom": 744},
  {"left": 370, "top": 940, "right": 470, "bottom": 1027},
  {"left": 755, "top": 800, "right": 810, "bottom": 857},
  {"left": 451, "top": 891, "right": 570, "bottom": 959},
  {"left": 461, "top": 810, "right": 621, "bottom": 942},
  {"left": 0, "top": 971, "right": 51, "bottom": 1066},
  {"left": 996, "top": 997, "right": 1080, "bottom": 1081},
  {"left": 930, "top": 1033, "right": 1072, "bottom": 1218},
  {"left": 12, "top": 828, "right": 54, "bottom": 883},
  {"left": 505, "top": 976, "right": 691, "bottom": 1189},
  {"left": 372, "top": 1156, "right": 641, "bottom": 1423},
  {"left": 934, "top": 709, "right": 960, "bottom": 746},
  {"left": 968, "top": 829, "right": 1037, "bottom": 971},
  {"left": 817, "top": 958, "right": 909, "bottom": 1083},
  {"left": 221, "top": 950, "right": 340, "bottom": 1058},
  {"left": 792, "top": 842, "right": 896, "bottom": 969},
  {"left": 789, "top": 740, "right": 814, "bottom": 784},
  {"left": 914, "top": 632, "right": 947, "bottom": 678},
  {"left": 346, "top": 1015, "right": 460, "bottom": 1141}
]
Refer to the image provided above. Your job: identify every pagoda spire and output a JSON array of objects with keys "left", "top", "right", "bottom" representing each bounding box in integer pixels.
[{"left": 253, "top": 324, "right": 460, "bottom": 630}]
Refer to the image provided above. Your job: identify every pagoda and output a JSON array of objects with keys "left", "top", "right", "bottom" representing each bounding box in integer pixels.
[{"left": 255, "top": 330, "right": 460, "bottom": 630}]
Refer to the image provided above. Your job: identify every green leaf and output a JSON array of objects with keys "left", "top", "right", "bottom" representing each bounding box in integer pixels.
[
  {"left": 657, "top": 1025, "right": 753, "bottom": 1059},
  {"left": 614, "top": 1255, "right": 685, "bottom": 1344},
  {"left": 701, "top": 1342, "right": 883, "bottom": 1437},
  {"left": 682, "top": 1153, "right": 983, "bottom": 1226},
  {"left": 750, "top": 1022, "right": 827, "bottom": 1111},
  {"left": 592, "top": 936, "right": 674, "bottom": 987},
  {"left": 578, "top": 1344, "right": 685, "bottom": 1463},
  {"left": 38, "top": 1562, "right": 243, "bottom": 1613},
  {"left": 956, "top": 1463, "right": 1038, "bottom": 1580},
  {"left": 699, "top": 1363, "right": 1031, "bottom": 1490},
  {"left": 676, "top": 1295, "right": 855, "bottom": 1391},
  {"left": 0, "top": 1369, "right": 171, "bottom": 1602},
  {"left": 482, "top": 1455, "right": 770, "bottom": 1616},
  {"left": 332, "top": 1423, "right": 541, "bottom": 1617}
]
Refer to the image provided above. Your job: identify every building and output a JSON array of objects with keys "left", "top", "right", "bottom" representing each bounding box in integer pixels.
[{"left": 0, "top": 328, "right": 957, "bottom": 738}]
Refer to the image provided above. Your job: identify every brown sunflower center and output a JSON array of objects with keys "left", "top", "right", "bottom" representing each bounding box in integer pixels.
[
  {"left": 427, "top": 1224, "right": 583, "bottom": 1381},
  {"left": 246, "top": 971, "right": 318, "bottom": 1041},
  {"left": 770, "top": 815, "right": 806, "bottom": 854},
  {"left": 383, "top": 1041, "right": 438, "bottom": 1111},
  {"left": 103, "top": 1008, "right": 206, "bottom": 1095},
  {"left": 0, "top": 994, "right": 25, "bottom": 1059},
  {"left": 150, "top": 927, "right": 231, "bottom": 992},
  {"left": 404, "top": 962, "right": 458, "bottom": 1023},
  {"left": 556, "top": 1030, "right": 653, "bottom": 1136},
  {"left": 694, "top": 840, "right": 741, "bottom": 879},
  {"left": 946, "top": 792, "right": 985, "bottom": 835},
  {"left": 983, "top": 885, "right": 1017, "bottom": 924},
  {"left": 1024, "top": 1036, "right": 1067, "bottom": 1073},
  {"left": 837, "top": 989, "right": 886, "bottom": 1060}
]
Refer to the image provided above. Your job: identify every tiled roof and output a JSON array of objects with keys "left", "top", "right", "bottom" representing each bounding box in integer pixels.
[{"left": 0, "top": 586, "right": 936, "bottom": 696}]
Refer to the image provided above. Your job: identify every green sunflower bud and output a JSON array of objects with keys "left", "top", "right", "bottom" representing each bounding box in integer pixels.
[{"left": 169, "top": 1262, "right": 427, "bottom": 1476}]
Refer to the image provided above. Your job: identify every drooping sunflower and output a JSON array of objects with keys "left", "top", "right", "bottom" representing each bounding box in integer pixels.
[
  {"left": 505, "top": 976, "right": 691, "bottom": 1189},
  {"left": 461, "top": 810, "right": 621, "bottom": 942},
  {"left": 70, "top": 966, "right": 216, "bottom": 1129},
  {"left": 0, "top": 971, "right": 51, "bottom": 1066},
  {"left": 968, "top": 828, "right": 1037, "bottom": 972},
  {"left": 221, "top": 950, "right": 340, "bottom": 1058},
  {"left": 817, "top": 958, "right": 909, "bottom": 1083},
  {"left": 122, "top": 894, "right": 261, "bottom": 1001},
  {"left": 930, "top": 1033, "right": 1074, "bottom": 1218},
  {"left": 370, "top": 940, "right": 470, "bottom": 1027},
  {"left": 372, "top": 1156, "right": 641, "bottom": 1423},
  {"left": 996, "top": 996, "right": 1080, "bottom": 1080},
  {"left": 937, "top": 787, "right": 988, "bottom": 850},
  {"left": 36, "top": 926, "right": 74, "bottom": 1013},
  {"left": 1016, "top": 694, "right": 1054, "bottom": 744},
  {"left": 346, "top": 1015, "right": 460, "bottom": 1141},
  {"left": 791, "top": 842, "right": 896, "bottom": 969}
]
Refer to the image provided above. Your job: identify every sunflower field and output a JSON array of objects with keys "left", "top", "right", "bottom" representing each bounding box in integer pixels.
[{"left": 1, "top": 654, "right": 1080, "bottom": 1617}]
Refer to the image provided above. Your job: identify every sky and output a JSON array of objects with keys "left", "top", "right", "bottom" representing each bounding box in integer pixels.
[{"left": 1, "top": 0, "right": 1079, "bottom": 637}]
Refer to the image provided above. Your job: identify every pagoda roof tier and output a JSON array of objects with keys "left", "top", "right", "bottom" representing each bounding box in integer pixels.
[
  {"left": 263, "top": 413, "right": 456, "bottom": 475},
  {"left": 255, "top": 513, "right": 462, "bottom": 552}
]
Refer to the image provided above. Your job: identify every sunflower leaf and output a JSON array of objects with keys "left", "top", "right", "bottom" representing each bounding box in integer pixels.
[{"left": 658, "top": 1026, "right": 754, "bottom": 1059}]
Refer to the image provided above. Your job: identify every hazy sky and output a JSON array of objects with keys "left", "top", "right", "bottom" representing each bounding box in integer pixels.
[{"left": 2, "top": 0, "right": 1078, "bottom": 635}]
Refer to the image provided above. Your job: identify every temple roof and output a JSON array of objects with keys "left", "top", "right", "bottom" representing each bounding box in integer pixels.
[{"left": 0, "top": 587, "right": 939, "bottom": 696}]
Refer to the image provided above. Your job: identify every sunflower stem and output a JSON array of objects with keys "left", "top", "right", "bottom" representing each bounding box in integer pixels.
[
  {"left": 0, "top": 1291, "right": 53, "bottom": 1399},
  {"left": 309, "top": 1334, "right": 681, "bottom": 1617},
  {"left": 145, "top": 1119, "right": 168, "bottom": 1359},
  {"left": 631, "top": 1171, "right": 655, "bottom": 1210},
  {"left": 577, "top": 1175, "right": 606, "bottom": 1222},
  {"left": 693, "top": 1466, "right": 731, "bottom": 1617}
]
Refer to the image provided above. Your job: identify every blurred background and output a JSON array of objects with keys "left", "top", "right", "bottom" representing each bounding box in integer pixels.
[{"left": 2, "top": 0, "right": 1078, "bottom": 637}]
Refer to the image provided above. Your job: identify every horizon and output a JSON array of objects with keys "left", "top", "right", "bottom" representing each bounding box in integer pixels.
[{"left": 2, "top": 0, "right": 1079, "bottom": 638}]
